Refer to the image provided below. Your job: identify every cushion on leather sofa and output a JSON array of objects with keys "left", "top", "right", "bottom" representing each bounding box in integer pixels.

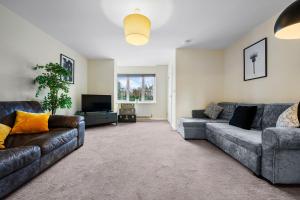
[
  {"left": 206, "top": 123, "right": 262, "bottom": 155},
  {"left": 0, "top": 146, "right": 40, "bottom": 179},
  {"left": 6, "top": 128, "right": 77, "bottom": 155}
]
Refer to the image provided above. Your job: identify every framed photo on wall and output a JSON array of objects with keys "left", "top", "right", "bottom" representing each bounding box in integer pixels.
[
  {"left": 60, "top": 54, "right": 75, "bottom": 84},
  {"left": 243, "top": 38, "right": 267, "bottom": 81}
]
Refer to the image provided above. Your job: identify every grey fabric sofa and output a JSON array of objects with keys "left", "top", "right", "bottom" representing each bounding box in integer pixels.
[
  {"left": 0, "top": 101, "right": 85, "bottom": 198},
  {"left": 178, "top": 102, "right": 300, "bottom": 184}
]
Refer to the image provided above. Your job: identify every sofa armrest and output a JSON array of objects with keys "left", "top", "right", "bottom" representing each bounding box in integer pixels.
[
  {"left": 48, "top": 115, "right": 85, "bottom": 147},
  {"left": 192, "top": 110, "right": 207, "bottom": 118},
  {"left": 261, "top": 127, "right": 300, "bottom": 184},
  {"left": 48, "top": 115, "right": 84, "bottom": 129},
  {"left": 262, "top": 127, "right": 300, "bottom": 150}
]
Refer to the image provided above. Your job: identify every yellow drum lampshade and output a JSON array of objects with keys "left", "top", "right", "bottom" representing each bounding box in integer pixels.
[{"left": 124, "top": 14, "right": 151, "bottom": 46}]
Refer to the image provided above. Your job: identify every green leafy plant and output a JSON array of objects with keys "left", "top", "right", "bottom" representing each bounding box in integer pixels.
[{"left": 33, "top": 63, "right": 72, "bottom": 115}]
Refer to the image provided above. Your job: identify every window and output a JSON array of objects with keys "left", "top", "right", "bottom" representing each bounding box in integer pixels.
[{"left": 117, "top": 74, "right": 156, "bottom": 103}]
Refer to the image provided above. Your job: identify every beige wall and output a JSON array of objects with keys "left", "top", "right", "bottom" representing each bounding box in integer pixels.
[
  {"left": 116, "top": 66, "right": 168, "bottom": 120},
  {"left": 223, "top": 15, "right": 300, "bottom": 103},
  {"left": 176, "top": 48, "right": 224, "bottom": 121},
  {"left": 87, "top": 59, "right": 115, "bottom": 110},
  {"left": 0, "top": 4, "right": 87, "bottom": 115}
]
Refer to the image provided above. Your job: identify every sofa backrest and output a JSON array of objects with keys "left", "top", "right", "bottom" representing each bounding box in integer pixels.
[
  {"left": 262, "top": 103, "right": 293, "bottom": 130},
  {"left": 0, "top": 101, "right": 42, "bottom": 127},
  {"left": 237, "top": 103, "right": 265, "bottom": 130},
  {"left": 217, "top": 102, "right": 237, "bottom": 120}
]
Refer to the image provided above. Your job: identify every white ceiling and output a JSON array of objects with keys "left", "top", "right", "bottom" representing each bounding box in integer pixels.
[{"left": 0, "top": 0, "right": 295, "bottom": 66}]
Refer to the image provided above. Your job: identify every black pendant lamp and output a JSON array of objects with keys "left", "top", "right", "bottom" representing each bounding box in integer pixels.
[{"left": 274, "top": 0, "right": 300, "bottom": 39}]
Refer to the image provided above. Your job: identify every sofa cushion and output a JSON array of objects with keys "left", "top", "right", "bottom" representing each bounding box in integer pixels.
[
  {"left": 262, "top": 104, "right": 293, "bottom": 130},
  {"left": 11, "top": 111, "right": 50, "bottom": 134},
  {"left": 276, "top": 103, "right": 300, "bottom": 128},
  {"left": 204, "top": 103, "right": 224, "bottom": 119},
  {"left": 177, "top": 118, "right": 228, "bottom": 139},
  {"left": 0, "top": 124, "right": 11, "bottom": 149},
  {"left": 182, "top": 118, "right": 228, "bottom": 128},
  {"left": 0, "top": 146, "right": 40, "bottom": 179},
  {"left": 229, "top": 106, "right": 257, "bottom": 130},
  {"left": 217, "top": 102, "right": 237, "bottom": 120},
  {"left": 206, "top": 123, "right": 262, "bottom": 155},
  {"left": 6, "top": 128, "right": 77, "bottom": 155},
  {"left": 237, "top": 103, "right": 264, "bottom": 130}
]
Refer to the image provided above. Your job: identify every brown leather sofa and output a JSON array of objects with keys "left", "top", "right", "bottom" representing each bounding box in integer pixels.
[{"left": 0, "top": 101, "right": 85, "bottom": 198}]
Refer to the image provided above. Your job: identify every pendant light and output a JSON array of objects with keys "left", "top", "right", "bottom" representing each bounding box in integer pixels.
[
  {"left": 274, "top": 0, "right": 300, "bottom": 39},
  {"left": 123, "top": 9, "right": 151, "bottom": 46}
]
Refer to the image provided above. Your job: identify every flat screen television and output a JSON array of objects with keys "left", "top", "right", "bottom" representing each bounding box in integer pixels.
[{"left": 82, "top": 95, "right": 111, "bottom": 112}]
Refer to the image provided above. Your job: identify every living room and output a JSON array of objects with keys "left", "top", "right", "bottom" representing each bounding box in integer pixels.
[{"left": 1, "top": 0, "right": 300, "bottom": 199}]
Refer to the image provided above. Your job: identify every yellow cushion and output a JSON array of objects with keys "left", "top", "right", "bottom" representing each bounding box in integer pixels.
[
  {"left": 11, "top": 111, "right": 50, "bottom": 134},
  {"left": 0, "top": 123, "right": 11, "bottom": 149}
]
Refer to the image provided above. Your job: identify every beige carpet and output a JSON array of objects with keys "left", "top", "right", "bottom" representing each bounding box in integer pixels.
[{"left": 7, "top": 121, "right": 300, "bottom": 200}]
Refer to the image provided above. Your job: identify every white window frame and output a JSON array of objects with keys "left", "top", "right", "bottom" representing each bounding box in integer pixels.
[{"left": 117, "top": 74, "right": 156, "bottom": 104}]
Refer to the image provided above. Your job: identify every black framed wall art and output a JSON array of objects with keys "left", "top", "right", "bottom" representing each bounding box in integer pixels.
[
  {"left": 243, "top": 38, "right": 267, "bottom": 81},
  {"left": 60, "top": 54, "right": 75, "bottom": 84}
]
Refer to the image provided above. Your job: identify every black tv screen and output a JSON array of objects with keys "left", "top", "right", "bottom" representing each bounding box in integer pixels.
[{"left": 82, "top": 95, "right": 111, "bottom": 112}]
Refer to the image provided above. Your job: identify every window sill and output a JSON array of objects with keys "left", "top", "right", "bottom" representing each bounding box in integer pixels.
[{"left": 117, "top": 101, "right": 157, "bottom": 104}]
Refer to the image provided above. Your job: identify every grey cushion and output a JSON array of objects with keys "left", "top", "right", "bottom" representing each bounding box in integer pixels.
[
  {"left": 182, "top": 118, "right": 228, "bottom": 128},
  {"left": 217, "top": 102, "right": 237, "bottom": 120},
  {"left": 204, "top": 104, "right": 223, "bottom": 119},
  {"left": 177, "top": 118, "right": 228, "bottom": 140},
  {"left": 237, "top": 103, "right": 264, "bottom": 130},
  {"left": 262, "top": 104, "right": 292, "bottom": 130},
  {"left": 206, "top": 123, "right": 262, "bottom": 155}
]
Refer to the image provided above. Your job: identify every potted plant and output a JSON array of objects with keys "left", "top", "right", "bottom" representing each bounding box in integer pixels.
[{"left": 33, "top": 63, "right": 72, "bottom": 115}]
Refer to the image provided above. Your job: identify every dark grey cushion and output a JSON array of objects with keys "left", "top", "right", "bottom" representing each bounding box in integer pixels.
[
  {"left": 0, "top": 146, "right": 40, "bottom": 179},
  {"left": 206, "top": 123, "right": 262, "bottom": 155},
  {"left": 217, "top": 102, "right": 237, "bottom": 120},
  {"left": 237, "top": 103, "right": 264, "bottom": 130},
  {"left": 262, "top": 104, "right": 292, "bottom": 130}
]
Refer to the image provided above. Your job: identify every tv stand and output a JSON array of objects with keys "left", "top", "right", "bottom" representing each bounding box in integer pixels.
[{"left": 75, "top": 111, "right": 117, "bottom": 127}]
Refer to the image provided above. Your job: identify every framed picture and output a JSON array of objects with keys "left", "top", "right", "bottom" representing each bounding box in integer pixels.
[
  {"left": 243, "top": 38, "right": 267, "bottom": 81},
  {"left": 60, "top": 54, "right": 75, "bottom": 84}
]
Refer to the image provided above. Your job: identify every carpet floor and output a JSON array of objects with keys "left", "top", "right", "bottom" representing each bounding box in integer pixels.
[{"left": 7, "top": 121, "right": 300, "bottom": 200}]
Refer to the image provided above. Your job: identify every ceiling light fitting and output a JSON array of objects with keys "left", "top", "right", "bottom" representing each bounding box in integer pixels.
[
  {"left": 123, "top": 9, "right": 151, "bottom": 46},
  {"left": 274, "top": 0, "right": 300, "bottom": 39}
]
